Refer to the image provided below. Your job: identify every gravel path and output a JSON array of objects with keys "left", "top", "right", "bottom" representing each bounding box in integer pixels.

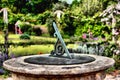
[{"left": 104, "top": 74, "right": 120, "bottom": 80}]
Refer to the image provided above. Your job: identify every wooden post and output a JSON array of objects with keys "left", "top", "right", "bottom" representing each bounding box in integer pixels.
[{"left": 0, "top": 8, "right": 9, "bottom": 60}]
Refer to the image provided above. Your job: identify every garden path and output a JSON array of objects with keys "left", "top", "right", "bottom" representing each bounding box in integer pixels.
[{"left": 104, "top": 74, "right": 120, "bottom": 80}]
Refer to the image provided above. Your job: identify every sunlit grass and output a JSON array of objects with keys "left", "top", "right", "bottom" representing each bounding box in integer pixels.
[
  {"left": 9, "top": 45, "right": 54, "bottom": 56},
  {"left": 0, "top": 34, "right": 73, "bottom": 56},
  {"left": 9, "top": 44, "right": 75, "bottom": 56},
  {"left": 0, "top": 34, "right": 70, "bottom": 43},
  {"left": 9, "top": 34, "right": 20, "bottom": 39}
]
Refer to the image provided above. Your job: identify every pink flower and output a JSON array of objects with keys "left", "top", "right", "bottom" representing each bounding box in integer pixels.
[{"left": 82, "top": 33, "right": 86, "bottom": 39}]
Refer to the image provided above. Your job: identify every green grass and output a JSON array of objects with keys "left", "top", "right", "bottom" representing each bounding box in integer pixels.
[
  {"left": 9, "top": 45, "right": 54, "bottom": 56},
  {"left": 9, "top": 44, "right": 74, "bottom": 56},
  {"left": 8, "top": 34, "right": 56, "bottom": 43},
  {"left": 1, "top": 34, "right": 70, "bottom": 45},
  {"left": 0, "top": 34, "right": 73, "bottom": 56}
]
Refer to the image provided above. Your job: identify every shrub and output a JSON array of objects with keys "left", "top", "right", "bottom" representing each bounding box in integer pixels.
[
  {"left": 19, "top": 34, "right": 30, "bottom": 40},
  {"left": 20, "top": 22, "right": 33, "bottom": 34}
]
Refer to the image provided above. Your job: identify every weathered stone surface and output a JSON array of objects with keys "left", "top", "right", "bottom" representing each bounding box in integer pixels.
[
  {"left": 3, "top": 54, "right": 115, "bottom": 80},
  {"left": 12, "top": 70, "right": 106, "bottom": 80}
]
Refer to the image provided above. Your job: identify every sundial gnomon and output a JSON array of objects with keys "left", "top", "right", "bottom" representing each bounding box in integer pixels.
[{"left": 50, "top": 22, "right": 72, "bottom": 59}]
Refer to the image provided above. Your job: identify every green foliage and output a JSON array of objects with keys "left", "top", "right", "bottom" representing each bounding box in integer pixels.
[
  {"left": 37, "top": 11, "right": 52, "bottom": 25},
  {"left": 104, "top": 43, "right": 116, "bottom": 57},
  {"left": 25, "top": 0, "right": 58, "bottom": 13},
  {"left": 102, "top": 0, "right": 117, "bottom": 9},
  {"left": 19, "top": 34, "right": 30, "bottom": 40},
  {"left": 113, "top": 54, "right": 120, "bottom": 69},
  {"left": 20, "top": 22, "right": 32, "bottom": 34},
  {"left": 0, "top": 0, "right": 59, "bottom": 13},
  {"left": 53, "top": 2, "right": 68, "bottom": 11},
  {"left": 60, "top": 11, "right": 76, "bottom": 36},
  {"left": 77, "top": 17, "right": 103, "bottom": 37},
  {"left": 71, "top": 0, "right": 103, "bottom": 16},
  {"left": 70, "top": 36, "right": 80, "bottom": 42},
  {"left": 102, "top": 42, "right": 120, "bottom": 69},
  {"left": 106, "top": 66, "right": 116, "bottom": 73},
  {"left": 46, "top": 16, "right": 55, "bottom": 37},
  {"left": 0, "top": 19, "right": 4, "bottom": 31},
  {"left": 82, "top": 0, "right": 103, "bottom": 16},
  {"left": 0, "top": 0, "right": 118, "bottom": 38}
]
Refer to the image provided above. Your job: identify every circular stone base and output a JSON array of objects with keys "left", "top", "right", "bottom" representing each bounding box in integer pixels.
[{"left": 3, "top": 54, "right": 115, "bottom": 80}]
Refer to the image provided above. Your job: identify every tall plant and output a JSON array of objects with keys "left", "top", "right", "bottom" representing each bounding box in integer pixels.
[{"left": 79, "top": 0, "right": 103, "bottom": 16}]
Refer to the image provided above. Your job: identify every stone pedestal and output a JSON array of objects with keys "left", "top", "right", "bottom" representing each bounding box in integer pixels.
[
  {"left": 12, "top": 70, "right": 106, "bottom": 80},
  {"left": 3, "top": 54, "right": 115, "bottom": 80}
]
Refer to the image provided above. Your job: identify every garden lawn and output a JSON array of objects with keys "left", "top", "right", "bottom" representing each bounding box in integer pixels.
[
  {"left": 9, "top": 45, "right": 54, "bottom": 56},
  {"left": 0, "top": 34, "right": 70, "bottom": 45},
  {"left": 8, "top": 34, "right": 57, "bottom": 44},
  {"left": 0, "top": 34, "right": 73, "bottom": 56},
  {"left": 9, "top": 44, "right": 74, "bottom": 57}
]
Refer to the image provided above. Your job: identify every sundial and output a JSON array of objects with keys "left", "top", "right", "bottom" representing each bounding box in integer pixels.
[{"left": 24, "top": 22, "right": 95, "bottom": 65}]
